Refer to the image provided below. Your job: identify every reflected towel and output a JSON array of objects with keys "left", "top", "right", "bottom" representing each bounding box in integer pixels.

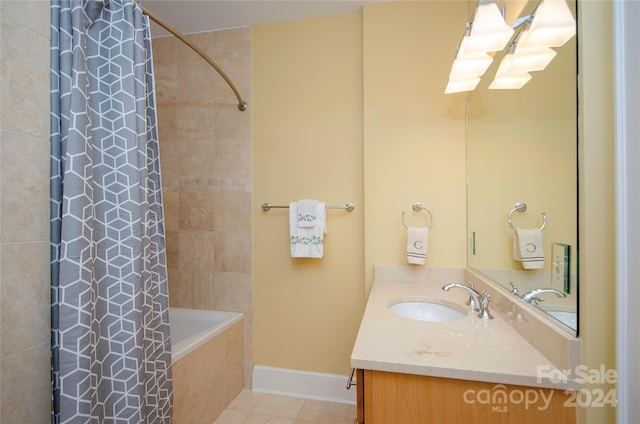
[
  {"left": 407, "top": 226, "right": 429, "bottom": 265},
  {"left": 289, "top": 201, "right": 327, "bottom": 258},
  {"left": 512, "top": 228, "right": 544, "bottom": 269}
]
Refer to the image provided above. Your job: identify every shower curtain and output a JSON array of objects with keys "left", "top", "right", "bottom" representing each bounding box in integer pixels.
[{"left": 50, "top": 1, "right": 173, "bottom": 422}]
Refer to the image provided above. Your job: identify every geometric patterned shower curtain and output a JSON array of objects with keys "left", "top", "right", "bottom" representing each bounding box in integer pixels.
[{"left": 50, "top": 1, "right": 173, "bottom": 422}]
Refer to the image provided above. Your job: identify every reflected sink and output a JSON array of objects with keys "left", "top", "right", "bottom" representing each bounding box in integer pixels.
[
  {"left": 388, "top": 298, "right": 468, "bottom": 322},
  {"left": 545, "top": 310, "right": 577, "bottom": 330}
]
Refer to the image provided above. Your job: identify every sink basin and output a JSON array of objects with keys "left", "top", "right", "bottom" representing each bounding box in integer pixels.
[
  {"left": 545, "top": 310, "right": 577, "bottom": 330},
  {"left": 388, "top": 298, "right": 467, "bottom": 322}
]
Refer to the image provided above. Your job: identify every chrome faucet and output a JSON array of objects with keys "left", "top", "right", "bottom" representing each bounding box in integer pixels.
[
  {"left": 442, "top": 283, "right": 480, "bottom": 311},
  {"left": 520, "top": 288, "right": 566, "bottom": 306},
  {"left": 442, "top": 283, "right": 494, "bottom": 320}
]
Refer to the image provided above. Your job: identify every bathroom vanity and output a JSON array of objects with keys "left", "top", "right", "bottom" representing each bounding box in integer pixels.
[
  {"left": 355, "top": 370, "right": 574, "bottom": 423},
  {"left": 351, "top": 266, "right": 580, "bottom": 423}
]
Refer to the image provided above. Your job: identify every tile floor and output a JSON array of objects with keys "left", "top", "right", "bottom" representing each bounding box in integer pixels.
[{"left": 213, "top": 389, "right": 357, "bottom": 424}]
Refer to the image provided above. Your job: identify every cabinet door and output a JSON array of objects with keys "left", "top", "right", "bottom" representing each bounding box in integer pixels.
[
  {"left": 364, "top": 370, "right": 576, "bottom": 424},
  {"left": 356, "top": 369, "right": 364, "bottom": 424}
]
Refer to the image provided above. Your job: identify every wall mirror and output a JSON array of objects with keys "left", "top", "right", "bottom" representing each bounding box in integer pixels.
[{"left": 466, "top": 1, "right": 578, "bottom": 335}]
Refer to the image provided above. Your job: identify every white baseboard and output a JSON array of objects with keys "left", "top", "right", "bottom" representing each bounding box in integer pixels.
[{"left": 252, "top": 365, "right": 356, "bottom": 405}]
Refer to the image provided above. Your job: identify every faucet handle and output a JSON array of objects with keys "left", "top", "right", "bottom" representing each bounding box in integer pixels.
[
  {"left": 528, "top": 296, "right": 544, "bottom": 306},
  {"left": 478, "top": 290, "right": 494, "bottom": 320},
  {"left": 465, "top": 282, "right": 479, "bottom": 311},
  {"left": 509, "top": 282, "right": 519, "bottom": 295}
]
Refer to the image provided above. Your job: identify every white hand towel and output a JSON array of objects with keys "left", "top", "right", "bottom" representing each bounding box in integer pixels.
[
  {"left": 407, "top": 226, "right": 429, "bottom": 265},
  {"left": 297, "top": 199, "right": 319, "bottom": 228},
  {"left": 512, "top": 228, "right": 544, "bottom": 269},
  {"left": 289, "top": 201, "right": 327, "bottom": 258}
]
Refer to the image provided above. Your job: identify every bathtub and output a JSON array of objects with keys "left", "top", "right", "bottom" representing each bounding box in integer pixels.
[
  {"left": 170, "top": 307, "right": 243, "bottom": 362},
  {"left": 169, "top": 307, "right": 244, "bottom": 424}
]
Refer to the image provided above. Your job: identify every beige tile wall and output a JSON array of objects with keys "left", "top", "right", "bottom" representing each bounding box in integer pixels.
[
  {"left": 0, "top": 1, "right": 52, "bottom": 422},
  {"left": 152, "top": 28, "right": 253, "bottom": 387}
]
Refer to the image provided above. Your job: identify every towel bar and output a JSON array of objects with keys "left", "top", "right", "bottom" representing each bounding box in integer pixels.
[
  {"left": 261, "top": 202, "right": 355, "bottom": 212},
  {"left": 508, "top": 202, "right": 547, "bottom": 231},
  {"left": 402, "top": 202, "right": 434, "bottom": 229}
]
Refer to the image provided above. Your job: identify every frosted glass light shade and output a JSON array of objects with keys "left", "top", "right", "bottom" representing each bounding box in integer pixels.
[
  {"left": 489, "top": 72, "right": 532, "bottom": 89},
  {"left": 495, "top": 45, "right": 557, "bottom": 75},
  {"left": 519, "top": 0, "right": 576, "bottom": 48},
  {"left": 465, "top": 2, "right": 515, "bottom": 54},
  {"left": 449, "top": 52, "right": 493, "bottom": 78},
  {"left": 444, "top": 76, "right": 481, "bottom": 94},
  {"left": 494, "top": 52, "right": 515, "bottom": 75},
  {"left": 510, "top": 46, "right": 557, "bottom": 72}
]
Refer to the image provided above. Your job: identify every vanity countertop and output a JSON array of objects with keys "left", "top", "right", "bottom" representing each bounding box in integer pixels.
[{"left": 351, "top": 270, "right": 579, "bottom": 390}]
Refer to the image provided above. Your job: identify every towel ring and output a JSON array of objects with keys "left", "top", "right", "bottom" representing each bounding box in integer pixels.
[
  {"left": 508, "top": 202, "right": 547, "bottom": 231},
  {"left": 402, "top": 202, "right": 435, "bottom": 230}
]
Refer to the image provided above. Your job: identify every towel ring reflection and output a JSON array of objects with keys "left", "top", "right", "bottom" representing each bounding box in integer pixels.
[
  {"left": 402, "top": 202, "right": 434, "bottom": 229},
  {"left": 508, "top": 202, "right": 547, "bottom": 231}
]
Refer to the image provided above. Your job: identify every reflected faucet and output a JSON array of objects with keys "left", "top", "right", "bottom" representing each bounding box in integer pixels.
[
  {"left": 442, "top": 283, "right": 494, "bottom": 320},
  {"left": 520, "top": 288, "right": 566, "bottom": 306}
]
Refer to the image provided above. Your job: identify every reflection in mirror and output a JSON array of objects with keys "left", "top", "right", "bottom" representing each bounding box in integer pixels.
[{"left": 466, "top": 1, "right": 578, "bottom": 335}]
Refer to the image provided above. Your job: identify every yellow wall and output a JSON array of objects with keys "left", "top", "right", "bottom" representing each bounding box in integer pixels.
[
  {"left": 363, "top": 1, "right": 468, "bottom": 293},
  {"left": 252, "top": 2, "right": 468, "bottom": 375},
  {"left": 252, "top": 8, "right": 618, "bottom": 416},
  {"left": 578, "top": 1, "right": 616, "bottom": 422},
  {"left": 252, "top": 14, "right": 365, "bottom": 375}
]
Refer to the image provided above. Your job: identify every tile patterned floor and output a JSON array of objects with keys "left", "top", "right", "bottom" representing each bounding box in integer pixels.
[{"left": 213, "top": 389, "right": 357, "bottom": 424}]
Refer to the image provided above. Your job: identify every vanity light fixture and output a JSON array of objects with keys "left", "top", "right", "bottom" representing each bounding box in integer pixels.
[
  {"left": 517, "top": 0, "right": 576, "bottom": 49},
  {"left": 489, "top": 0, "right": 575, "bottom": 90},
  {"left": 449, "top": 34, "right": 494, "bottom": 77},
  {"left": 444, "top": 33, "right": 492, "bottom": 94},
  {"left": 444, "top": 1, "right": 513, "bottom": 94},
  {"left": 446, "top": 0, "right": 576, "bottom": 93},
  {"left": 505, "top": 46, "right": 557, "bottom": 73},
  {"left": 462, "top": 1, "right": 514, "bottom": 54},
  {"left": 488, "top": 32, "right": 556, "bottom": 89},
  {"left": 488, "top": 46, "right": 555, "bottom": 89}
]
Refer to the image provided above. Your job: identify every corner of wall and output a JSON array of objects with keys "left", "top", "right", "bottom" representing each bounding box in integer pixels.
[{"left": 577, "top": 0, "right": 616, "bottom": 422}]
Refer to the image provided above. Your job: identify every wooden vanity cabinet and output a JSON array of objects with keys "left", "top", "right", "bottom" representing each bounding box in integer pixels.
[{"left": 356, "top": 369, "right": 576, "bottom": 424}]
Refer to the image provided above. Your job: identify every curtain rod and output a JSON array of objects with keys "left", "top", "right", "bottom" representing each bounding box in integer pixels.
[{"left": 141, "top": 6, "right": 248, "bottom": 112}]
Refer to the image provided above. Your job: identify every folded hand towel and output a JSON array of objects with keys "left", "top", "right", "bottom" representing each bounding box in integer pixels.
[
  {"left": 290, "top": 201, "right": 327, "bottom": 258},
  {"left": 512, "top": 228, "right": 544, "bottom": 269},
  {"left": 407, "top": 226, "right": 429, "bottom": 265},
  {"left": 297, "top": 199, "right": 319, "bottom": 228}
]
